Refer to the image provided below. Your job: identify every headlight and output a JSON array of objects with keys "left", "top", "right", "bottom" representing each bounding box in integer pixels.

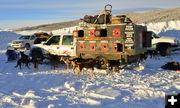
[
  {"left": 19, "top": 41, "right": 24, "bottom": 44},
  {"left": 13, "top": 41, "right": 24, "bottom": 44}
]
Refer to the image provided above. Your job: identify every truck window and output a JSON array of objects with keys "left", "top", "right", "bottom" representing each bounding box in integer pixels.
[
  {"left": 34, "top": 37, "right": 48, "bottom": 44},
  {"left": 100, "top": 29, "right": 107, "bottom": 37},
  {"left": 152, "top": 32, "right": 160, "bottom": 38},
  {"left": 19, "top": 35, "right": 30, "bottom": 40},
  {"left": 78, "top": 30, "right": 84, "bottom": 37},
  {"left": 62, "top": 36, "right": 73, "bottom": 45},
  {"left": 30, "top": 35, "right": 36, "bottom": 40},
  {"left": 46, "top": 35, "right": 60, "bottom": 45},
  {"left": 117, "top": 43, "right": 123, "bottom": 52}
]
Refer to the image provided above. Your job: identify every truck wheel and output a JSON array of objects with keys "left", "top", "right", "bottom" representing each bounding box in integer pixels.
[
  {"left": 156, "top": 43, "right": 171, "bottom": 56},
  {"left": 25, "top": 44, "right": 31, "bottom": 50},
  {"left": 165, "top": 46, "right": 171, "bottom": 56}
]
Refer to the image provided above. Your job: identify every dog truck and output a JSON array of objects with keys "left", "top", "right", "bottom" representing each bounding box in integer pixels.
[
  {"left": 73, "top": 22, "right": 151, "bottom": 69},
  {"left": 31, "top": 4, "right": 152, "bottom": 69},
  {"left": 71, "top": 4, "right": 151, "bottom": 69}
]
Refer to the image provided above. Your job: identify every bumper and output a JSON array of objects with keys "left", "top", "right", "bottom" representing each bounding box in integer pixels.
[{"left": 11, "top": 44, "right": 25, "bottom": 49}]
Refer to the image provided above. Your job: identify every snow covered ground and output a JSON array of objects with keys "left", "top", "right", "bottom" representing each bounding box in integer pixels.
[
  {"left": 0, "top": 22, "right": 180, "bottom": 108},
  {"left": 0, "top": 31, "right": 21, "bottom": 50}
]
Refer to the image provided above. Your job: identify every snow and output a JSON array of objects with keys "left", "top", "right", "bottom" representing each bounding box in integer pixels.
[
  {"left": 0, "top": 31, "right": 21, "bottom": 50},
  {"left": 0, "top": 21, "right": 180, "bottom": 108},
  {"left": 144, "top": 20, "right": 180, "bottom": 39}
]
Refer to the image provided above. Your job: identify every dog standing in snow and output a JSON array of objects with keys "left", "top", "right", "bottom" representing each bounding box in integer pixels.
[
  {"left": 60, "top": 56, "right": 85, "bottom": 73},
  {"left": 15, "top": 52, "right": 31, "bottom": 69},
  {"left": 75, "top": 58, "right": 97, "bottom": 77}
]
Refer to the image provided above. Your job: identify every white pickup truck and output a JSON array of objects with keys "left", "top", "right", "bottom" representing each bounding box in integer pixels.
[
  {"left": 9, "top": 35, "right": 37, "bottom": 50},
  {"left": 148, "top": 31, "right": 180, "bottom": 56},
  {"left": 32, "top": 34, "right": 76, "bottom": 57}
]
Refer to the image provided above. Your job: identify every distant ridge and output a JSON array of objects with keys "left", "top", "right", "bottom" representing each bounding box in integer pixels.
[
  {"left": 127, "top": 8, "right": 180, "bottom": 24},
  {"left": 14, "top": 7, "right": 180, "bottom": 31},
  {"left": 15, "top": 20, "right": 81, "bottom": 31}
]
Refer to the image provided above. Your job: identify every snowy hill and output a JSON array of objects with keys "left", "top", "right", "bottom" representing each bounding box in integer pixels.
[
  {"left": 144, "top": 20, "right": 180, "bottom": 41},
  {"left": 127, "top": 8, "right": 180, "bottom": 24},
  {"left": 145, "top": 20, "right": 180, "bottom": 35},
  {"left": 15, "top": 20, "right": 180, "bottom": 40}
]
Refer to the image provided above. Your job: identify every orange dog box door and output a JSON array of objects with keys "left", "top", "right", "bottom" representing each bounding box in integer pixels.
[
  {"left": 101, "top": 43, "right": 108, "bottom": 52},
  {"left": 79, "top": 43, "right": 85, "bottom": 51},
  {"left": 113, "top": 28, "right": 121, "bottom": 37},
  {"left": 89, "top": 43, "right": 96, "bottom": 51}
]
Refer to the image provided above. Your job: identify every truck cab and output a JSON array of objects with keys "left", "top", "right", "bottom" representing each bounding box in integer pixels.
[
  {"left": 150, "top": 31, "right": 179, "bottom": 48},
  {"left": 33, "top": 34, "right": 76, "bottom": 57},
  {"left": 147, "top": 31, "right": 179, "bottom": 56}
]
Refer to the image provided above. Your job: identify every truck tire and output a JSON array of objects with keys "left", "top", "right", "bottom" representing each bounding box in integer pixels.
[
  {"left": 25, "top": 43, "right": 31, "bottom": 50},
  {"left": 165, "top": 46, "right": 171, "bottom": 56},
  {"left": 156, "top": 43, "right": 171, "bottom": 56}
]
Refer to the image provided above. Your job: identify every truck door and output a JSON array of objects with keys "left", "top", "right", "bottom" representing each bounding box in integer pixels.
[
  {"left": 150, "top": 32, "right": 160, "bottom": 49},
  {"left": 151, "top": 32, "right": 160, "bottom": 45},
  {"left": 29, "top": 35, "right": 37, "bottom": 45},
  {"left": 59, "top": 35, "right": 76, "bottom": 56},
  {"left": 45, "top": 35, "right": 61, "bottom": 55}
]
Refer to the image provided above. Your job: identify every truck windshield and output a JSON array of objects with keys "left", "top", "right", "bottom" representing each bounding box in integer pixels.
[
  {"left": 152, "top": 32, "right": 160, "bottom": 38},
  {"left": 19, "top": 35, "right": 31, "bottom": 40},
  {"left": 34, "top": 37, "right": 48, "bottom": 44},
  {"left": 62, "top": 35, "right": 73, "bottom": 45},
  {"left": 46, "top": 35, "right": 60, "bottom": 45}
]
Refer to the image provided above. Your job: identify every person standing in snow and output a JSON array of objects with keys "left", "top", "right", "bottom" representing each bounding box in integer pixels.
[{"left": 6, "top": 47, "right": 19, "bottom": 61}]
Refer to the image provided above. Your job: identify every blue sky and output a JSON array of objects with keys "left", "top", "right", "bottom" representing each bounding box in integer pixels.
[{"left": 0, "top": 0, "right": 179, "bottom": 29}]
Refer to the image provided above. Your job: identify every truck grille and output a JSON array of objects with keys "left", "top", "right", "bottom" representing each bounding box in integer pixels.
[{"left": 13, "top": 41, "right": 21, "bottom": 44}]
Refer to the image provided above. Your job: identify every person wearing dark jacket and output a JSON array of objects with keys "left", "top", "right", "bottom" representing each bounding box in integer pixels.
[{"left": 6, "top": 47, "right": 19, "bottom": 61}]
